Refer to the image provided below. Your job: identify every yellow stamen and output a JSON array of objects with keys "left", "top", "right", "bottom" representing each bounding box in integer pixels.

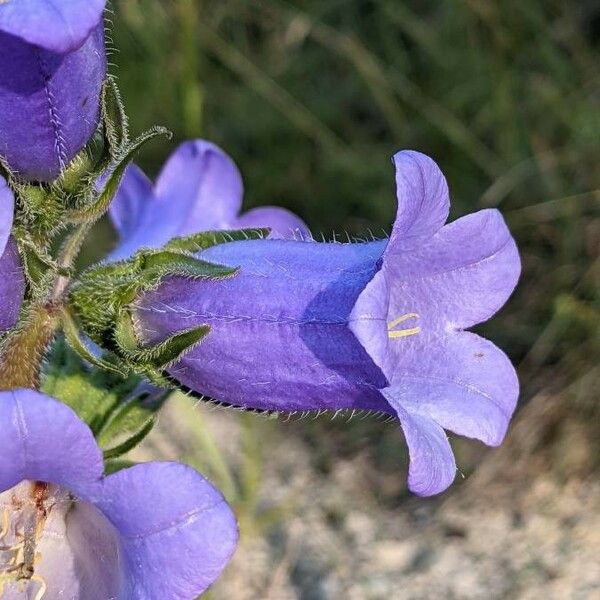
[{"left": 387, "top": 313, "right": 421, "bottom": 339}]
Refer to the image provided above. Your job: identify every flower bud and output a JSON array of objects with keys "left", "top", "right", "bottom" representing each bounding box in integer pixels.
[{"left": 0, "top": 1, "right": 107, "bottom": 181}]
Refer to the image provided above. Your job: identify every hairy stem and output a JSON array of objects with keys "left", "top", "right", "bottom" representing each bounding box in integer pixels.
[{"left": 0, "top": 302, "right": 61, "bottom": 390}]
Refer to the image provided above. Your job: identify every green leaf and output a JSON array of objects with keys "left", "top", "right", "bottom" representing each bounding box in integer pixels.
[
  {"left": 163, "top": 228, "right": 269, "bottom": 253},
  {"left": 41, "top": 337, "right": 142, "bottom": 433},
  {"left": 98, "top": 384, "right": 168, "bottom": 458},
  {"left": 103, "top": 418, "right": 155, "bottom": 460},
  {"left": 97, "top": 396, "right": 157, "bottom": 453},
  {"left": 104, "top": 459, "right": 138, "bottom": 475}
]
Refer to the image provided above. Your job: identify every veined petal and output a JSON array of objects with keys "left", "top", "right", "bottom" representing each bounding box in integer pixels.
[
  {"left": 0, "top": 390, "right": 103, "bottom": 496},
  {"left": 351, "top": 210, "right": 520, "bottom": 378},
  {"left": 96, "top": 462, "right": 237, "bottom": 599},
  {"left": 389, "top": 150, "right": 450, "bottom": 250},
  {"left": 0, "top": 0, "right": 106, "bottom": 53},
  {"left": 387, "top": 209, "right": 520, "bottom": 330},
  {"left": 0, "top": 26, "right": 106, "bottom": 181},
  {"left": 381, "top": 332, "right": 518, "bottom": 446},
  {"left": 0, "top": 176, "right": 14, "bottom": 254},
  {"left": 0, "top": 237, "right": 25, "bottom": 332},
  {"left": 233, "top": 206, "right": 310, "bottom": 240},
  {"left": 382, "top": 388, "right": 456, "bottom": 496},
  {"left": 135, "top": 239, "right": 389, "bottom": 412}
]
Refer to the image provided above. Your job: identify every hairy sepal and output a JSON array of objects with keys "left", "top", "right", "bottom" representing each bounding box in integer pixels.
[{"left": 70, "top": 246, "right": 234, "bottom": 383}]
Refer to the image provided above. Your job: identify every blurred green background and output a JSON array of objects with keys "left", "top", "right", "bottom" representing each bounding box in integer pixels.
[{"left": 111, "top": 1, "right": 600, "bottom": 598}]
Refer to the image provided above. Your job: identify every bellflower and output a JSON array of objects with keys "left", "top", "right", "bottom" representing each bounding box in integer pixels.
[
  {"left": 108, "top": 139, "right": 309, "bottom": 261},
  {"left": 0, "top": 0, "right": 107, "bottom": 181},
  {"left": 0, "top": 177, "right": 24, "bottom": 332},
  {"left": 134, "top": 151, "right": 521, "bottom": 496},
  {"left": 0, "top": 389, "right": 237, "bottom": 599}
]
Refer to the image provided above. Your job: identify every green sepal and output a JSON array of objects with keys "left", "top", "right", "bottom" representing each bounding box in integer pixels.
[
  {"left": 61, "top": 306, "right": 129, "bottom": 377},
  {"left": 69, "top": 244, "right": 227, "bottom": 383},
  {"left": 15, "top": 235, "right": 60, "bottom": 298},
  {"left": 140, "top": 250, "right": 238, "bottom": 282},
  {"left": 11, "top": 182, "right": 67, "bottom": 242},
  {"left": 139, "top": 367, "right": 175, "bottom": 388},
  {"left": 70, "top": 247, "right": 235, "bottom": 351},
  {"left": 57, "top": 143, "right": 102, "bottom": 196},
  {"left": 68, "top": 125, "right": 171, "bottom": 224},
  {"left": 102, "top": 76, "right": 130, "bottom": 156},
  {"left": 114, "top": 309, "right": 210, "bottom": 369},
  {"left": 163, "top": 228, "right": 269, "bottom": 253}
]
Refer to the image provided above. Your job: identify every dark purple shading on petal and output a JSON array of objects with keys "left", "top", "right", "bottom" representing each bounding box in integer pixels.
[
  {"left": 0, "top": 0, "right": 106, "bottom": 53},
  {"left": 0, "top": 389, "right": 103, "bottom": 496},
  {"left": 96, "top": 462, "right": 238, "bottom": 599},
  {"left": 135, "top": 239, "right": 389, "bottom": 412},
  {"left": 0, "top": 238, "right": 25, "bottom": 333},
  {"left": 107, "top": 140, "right": 310, "bottom": 261},
  {"left": 0, "top": 25, "right": 106, "bottom": 182}
]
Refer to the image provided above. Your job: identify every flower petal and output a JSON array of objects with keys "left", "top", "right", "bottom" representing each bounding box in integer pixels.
[
  {"left": 381, "top": 332, "right": 518, "bottom": 446},
  {"left": 108, "top": 163, "right": 154, "bottom": 241},
  {"left": 135, "top": 239, "right": 389, "bottom": 412},
  {"left": 351, "top": 209, "right": 520, "bottom": 378},
  {"left": 154, "top": 139, "right": 243, "bottom": 234},
  {"left": 34, "top": 491, "right": 124, "bottom": 600},
  {"left": 382, "top": 388, "right": 456, "bottom": 496},
  {"left": 96, "top": 462, "right": 237, "bottom": 599},
  {"left": 233, "top": 206, "right": 310, "bottom": 240},
  {"left": 107, "top": 140, "right": 244, "bottom": 260},
  {"left": 0, "top": 26, "right": 106, "bottom": 181},
  {"left": 0, "top": 0, "right": 106, "bottom": 53},
  {"left": 388, "top": 209, "right": 520, "bottom": 330},
  {"left": 388, "top": 150, "right": 450, "bottom": 250},
  {"left": 0, "top": 237, "right": 25, "bottom": 332},
  {"left": 0, "top": 175, "right": 15, "bottom": 254},
  {"left": 0, "top": 390, "right": 103, "bottom": 495}
]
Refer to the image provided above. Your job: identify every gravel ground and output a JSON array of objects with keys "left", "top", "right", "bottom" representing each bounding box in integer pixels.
[{"left": 132, "top": 392, "right": 600, "bottom": 600}]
